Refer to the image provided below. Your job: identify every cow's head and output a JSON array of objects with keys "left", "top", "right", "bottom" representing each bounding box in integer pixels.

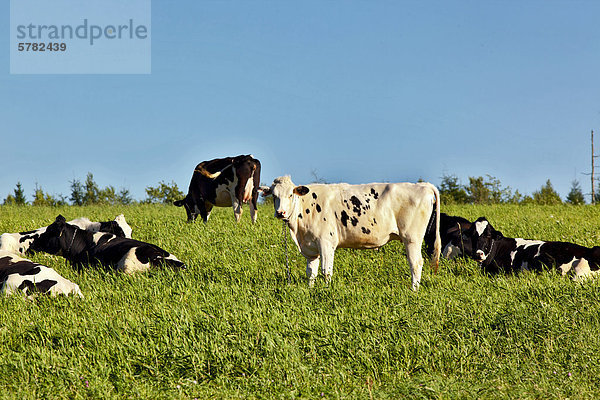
[
  {"left": 174, "top": 196, "right": 198, "bottom": 222},
  {"left": 29, "top": 215, "right": 70, "bottom": 255},
  {"left": 462, "top": 217, "right": 503, "bottom": 262},
  {"left": 260, "top": 176, "right": 309, "bottom": 222}
]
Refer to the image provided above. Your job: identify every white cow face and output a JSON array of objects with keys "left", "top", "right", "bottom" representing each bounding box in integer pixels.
[
  {"left": 464, "top": 217, "right": 503, "bottom": 263},
  {"left": 261, "top": 176, "right": 309, "bottom": 222}
]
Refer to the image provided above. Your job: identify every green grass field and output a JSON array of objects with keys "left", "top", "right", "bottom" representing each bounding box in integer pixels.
[{"left": 1, "top": 203, "right": 600, "bottom": 399}]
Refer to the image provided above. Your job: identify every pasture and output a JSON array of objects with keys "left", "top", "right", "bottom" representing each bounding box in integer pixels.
[{"left": 1, "top": 203, "right": 600, "bottom": 399}]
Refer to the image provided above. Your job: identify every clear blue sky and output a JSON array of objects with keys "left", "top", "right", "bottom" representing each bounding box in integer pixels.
[{"left": 2, "top": 1, "right": 600, "bottom": 202}]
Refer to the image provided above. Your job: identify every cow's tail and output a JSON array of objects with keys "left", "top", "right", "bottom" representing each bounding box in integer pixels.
[
  {"left": 251, "top": 159, "right": 261, "bottom": 207},
  {"left": 195, "top": 162, "right": 232, "bottom": 179},
  {"left": 430, "top": 184, "right": 441, "bottom": 274}
]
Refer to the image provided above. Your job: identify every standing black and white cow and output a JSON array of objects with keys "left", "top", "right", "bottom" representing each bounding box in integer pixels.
[
  {"left": 0, "top": 251, "right": 83, "bottom": 298},
  {"left": 424, "top": 213, "right": 473, "bottom": 259},
  {"left": 261, "top": 176, "right": 441, "bottom": 290},
  {"left": 464, "top": 217, "right": 600, "bottom": 279},
  {"left": 174, "top": 154, "right": 261, "bottom": 223},
  {"left": 0, "top": 214, "right": 133, "bottom": 255},
  {"left": 29, "top": 215, "right": 186, "bottom": 273}
]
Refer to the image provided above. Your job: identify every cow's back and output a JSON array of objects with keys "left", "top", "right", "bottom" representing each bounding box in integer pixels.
[
  {"left": 187, "top": 158, "right": 235, "bottom": 203},
  {"left": 295, "top": 182, "right": 436, "bottom": 250},
  {"left": 186, "top": 155, "right": 259, "bottom": 205}
]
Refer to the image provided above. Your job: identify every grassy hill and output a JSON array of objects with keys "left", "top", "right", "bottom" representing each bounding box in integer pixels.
[{"left": 1, "top": 203, "right": 600, "bottom": 399}]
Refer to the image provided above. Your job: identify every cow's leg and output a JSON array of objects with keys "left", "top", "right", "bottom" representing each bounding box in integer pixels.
[
  {"left": 232, "top": 198, "right": 243, "bottom": 223},
  {"left": 250, "top": 183, "right": 259, "bottom": 223},
  {"left": 204, "top": 203, "right": 214, "bottom": 222},
  {"left": 319, "top": 243, "right": 336, "bottom": 284},
  {"left": 404, "top": 238, "right": 425, "bottom": 291},
  {"left": 198, "top": 202, "right": 209, "bottom": 223},
  {"left": 306, "top": 256, "right": 320, "bottom": 287},
  {"left": 249, "top": 199, "right": 258, "bottom": 223}
]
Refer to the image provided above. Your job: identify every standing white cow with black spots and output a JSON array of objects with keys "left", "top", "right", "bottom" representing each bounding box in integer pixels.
[{"left": 261, "top": 176, "right": 441, "bottom": 291}]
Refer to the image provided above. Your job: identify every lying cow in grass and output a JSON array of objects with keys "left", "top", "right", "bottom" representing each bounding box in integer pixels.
[
  {"left": 0, "top": 214, "right": 132, "bottom": 255},
  {"left": 424, "top": 212, "right": 473, "bottom": 259},
  {"left": 261, "top": 176, "right": 441, "bottom": 290},
  {"left": 0, "top": 251, "right": 83, "bottom": 298},
  {"left": 68, "top": 215, "right": 133, "bottom": 239},
  {"left": 29, "top": 215, "right": 186, "bottom": 273},
  {"left": 464, "top": 217, "right": 600, "bottom": 279}
]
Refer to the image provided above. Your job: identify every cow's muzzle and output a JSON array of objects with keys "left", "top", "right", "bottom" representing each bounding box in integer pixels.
[
  {"left": 475, "top": 250, "right": 487, "bottom": 262},
  {"left": 275, "top": 211, "right": 289, "bottom": 222}
]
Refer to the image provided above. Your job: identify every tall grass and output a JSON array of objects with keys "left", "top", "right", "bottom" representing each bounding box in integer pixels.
[{"left": 1, "top": 204, "right": 600, "bottom": 399}]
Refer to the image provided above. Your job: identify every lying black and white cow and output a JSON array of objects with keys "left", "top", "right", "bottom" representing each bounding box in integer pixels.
[
  {"left": 261, "top": 176, "right": 441, "bottom": 290},
  {"left": 68, "top": 214, "right": 133, "bottom": 238},
  {"left": 424, "top": 213, "right": 473, "bottom": 259},
  {"left": 29, "top": 215, "right": 186, "bottom": 273},
  {"left": 464, "top": 217, "right": 600, "bottom": 279},
  {"left": 174, "top": 154, "right": 261, "bottom": 223},
  {"left": 0, "top": 251, "right": 83, "bottom": 297},
  {"left": 0, "top": 214, "right": 132, "bottom": 255}
]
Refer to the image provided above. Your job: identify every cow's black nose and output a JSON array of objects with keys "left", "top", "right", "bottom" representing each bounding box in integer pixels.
[{"left": 276, "top": 211, "right": 285, "bottom": 219}]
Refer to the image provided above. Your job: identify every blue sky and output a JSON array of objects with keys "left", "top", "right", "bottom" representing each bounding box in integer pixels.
[{"left": 2, "top": 1, "right": 600, "bottom": 202}]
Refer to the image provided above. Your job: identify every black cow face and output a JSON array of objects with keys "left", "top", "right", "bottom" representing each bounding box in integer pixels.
[
  {"left": 174, "top": 197, "right": 198, "bottom": 222},
  {"left": 29, "top": 215, "right": 69, "bottom": 255},
  {"left": 463, "top": 217, "right": 503, "bottom": 262}
]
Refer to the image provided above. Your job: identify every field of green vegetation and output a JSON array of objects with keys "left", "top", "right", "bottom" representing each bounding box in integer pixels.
[{"left": 1, "top": 203, "right": 600, "bottom": 399}]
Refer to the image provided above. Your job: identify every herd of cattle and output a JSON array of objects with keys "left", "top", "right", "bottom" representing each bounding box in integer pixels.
[
  {"left": 429, "top": 214, "right": 600, "bottom": 279},
  {"left": 1, "top": 154, "right": 599, "bottom": 298},
  {"left": 0, "top": 214, "right": 185, "bottom": 297}
]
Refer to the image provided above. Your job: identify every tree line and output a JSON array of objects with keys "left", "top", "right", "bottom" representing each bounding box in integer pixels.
[
  {"left": 1, "top": 172, "right": 592, "bottom": 206},
  {"left": 3, "top": 173, "right": 184, "bottom": 206},
  {"left": 439, "top": 174, "right": 586, "bottom": 205}
]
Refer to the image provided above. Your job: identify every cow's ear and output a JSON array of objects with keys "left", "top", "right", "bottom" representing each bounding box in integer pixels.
[
  {"left": 173, "top": 199, "right": 185, "bottom": 207},
  {"left": 54, "top": 215, "right": 67, "bottom": 226},
  {"left": 259, "top": 186, "right": 272, "bottom": 197},
  {"left": 462, "top": 224, "right": 475, "bottom": 237},
  {"left": 491, "top": 228, "right": 503, "bottom": 238},
  {"left": 293, "top": 186, "right": 310, "bottom": 196}
]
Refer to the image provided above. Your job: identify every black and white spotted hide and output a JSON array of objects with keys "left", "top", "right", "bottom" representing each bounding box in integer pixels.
[
  {"left": 30, "top": 215, "right": 186, "bottom": 273},
  {"left": 68, "top": 214, "right": 133, "bottom": 238},
  {"left": 0, "top": 214, "right": 133, "bottom": 255},
  {"left": 464, "top": 217, "right": 600, "bottom": 280},
  {"left": 424, "top": 212, "right": 473, "bottom": 259},
  {"left": 174, "top": 154, "right": 261, "bottom": 223},
  {"left": 0, "top": 251, "right": 83, "bottom": 298}
]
